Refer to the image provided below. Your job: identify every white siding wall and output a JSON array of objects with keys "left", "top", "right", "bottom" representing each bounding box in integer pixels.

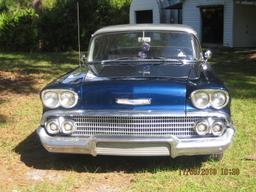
[
  {"left": 182, "top": 0, "right": 234, "bottom": 47},
  {"left": 233, "top": 4, "right": 256, "bottom": 47},
  {"left": 130, "top": 0, "right": 161, "bottom": 24}
]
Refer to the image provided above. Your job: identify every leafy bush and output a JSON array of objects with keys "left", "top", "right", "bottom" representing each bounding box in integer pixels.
[
  {"left": 0, "top": 0, "right": 131, "bottom": 52},
  {"left": 0, "top": 8, "right": 39, "bottom": 51}
]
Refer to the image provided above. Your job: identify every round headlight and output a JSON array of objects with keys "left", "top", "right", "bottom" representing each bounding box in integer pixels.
[
  {"left": 194, "top": 120, "right": 210, "bottom": 136},
  {"left": 211, "top": 121, "right": 226, "bottom": 136},
  {"left": 191, "top": 91, "right": 210, "bottom": 109},
  {"left": 42, "top": 91, "right": 59, "bottom": 108},
  {"left": 60, "top": 91, "right": 78, "bottom": 108},
  {"left": 61, "top": 120, "right": 76, "bottom": 134},
  {"left": 46, "top": 120, "right": 60, "bottom": 134},
  {"left": 211, "top": 91, "right": 229, "bottom": 109}
]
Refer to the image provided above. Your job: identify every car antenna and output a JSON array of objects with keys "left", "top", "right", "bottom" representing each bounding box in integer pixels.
[{"left": 77, "top": 1, "right": 81, "bottom": 67}]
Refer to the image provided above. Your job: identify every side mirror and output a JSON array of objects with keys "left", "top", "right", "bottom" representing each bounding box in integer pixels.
[{"left": 204, "top": 50, "right": 212, "bottom": 61}]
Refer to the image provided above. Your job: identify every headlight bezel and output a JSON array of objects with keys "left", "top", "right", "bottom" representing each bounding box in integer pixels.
[
  {"left": 61, "top": 120, "right": 76, "bottom": 135},
  {"left": 191, "top": 89, "right": 229, "bottom": 110},
  {"left": 210, "top": 91, "right": 229, "bottom": 109},
  {"left": 59, "top": 91, "right": 79, "bottom": 109},
  {"left": 211, "top": 120, "right": 226, "bottom": 136},
  {"left": 41, "top": 89, "right": 78, "bottom": 109},
  {"left": 190, "top": 90, "right": 210, "bottom": 109},
  {"left": 194, "top": 120, "right": 210, "bottom": 136},
  {"left": 41, "top": 90, "right": 60, "bottom": 109},
  {"left": 45, "top": 119, "right": 60, "bottom": 135}
]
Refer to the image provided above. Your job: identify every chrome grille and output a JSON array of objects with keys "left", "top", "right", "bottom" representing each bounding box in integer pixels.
[{"left": 70, "top": 116, "right": 203, "bottom": 138}]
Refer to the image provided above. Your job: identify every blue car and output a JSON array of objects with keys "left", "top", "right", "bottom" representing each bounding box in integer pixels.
[{"left": 37, "top": 24, "right": 235, "bottom": 161}]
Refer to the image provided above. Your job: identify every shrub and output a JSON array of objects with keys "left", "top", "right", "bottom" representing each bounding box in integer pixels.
[
  {"left": 0, "top": 8, "right": 39, "bottom": 51},
  {"left": 0, "top": 0, "right": 131, "bottom": 52}
]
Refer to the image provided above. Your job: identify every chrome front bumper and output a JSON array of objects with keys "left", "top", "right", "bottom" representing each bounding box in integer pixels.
[{"left": 37, "top": 126, "right": 235, "bottom": 158}]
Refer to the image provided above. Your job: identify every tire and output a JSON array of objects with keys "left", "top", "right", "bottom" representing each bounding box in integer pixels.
[{"left": 208, "top": 153, "right": 224, "bottom": 161}]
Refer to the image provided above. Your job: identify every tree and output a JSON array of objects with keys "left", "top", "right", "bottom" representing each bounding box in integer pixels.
[{"left": 0, "top": 0, "right": 132, "bottom": 51}]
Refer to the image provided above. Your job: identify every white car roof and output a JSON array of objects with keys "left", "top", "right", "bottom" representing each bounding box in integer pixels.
[{"left": 93, "top": 24, "right": 197, "bottom": 36}]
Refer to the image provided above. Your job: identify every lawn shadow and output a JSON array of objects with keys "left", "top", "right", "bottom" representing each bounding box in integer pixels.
[
  {"left": 0, "top": 114, "right": 7, "bottom": 124},
  {"left": 0, "top": 52, "right": 78, "bottom": 73},
  {"left": 0, "top": 97, "right": 7, "bottom": 105},
  {"left": 15, "top": 131, "right": 206, "bottom": 173},
  {"left": 210, "top": 48, "right": 256, "bottom": 99},
  {"left": 0, "top": 52, "right": 78, "bottom": 95},
  {"left": 0, "top": 72, "right": 38, "bottom": 95},
  {"left": 0, "top": 99, "right": 8, "bottom": 124}
]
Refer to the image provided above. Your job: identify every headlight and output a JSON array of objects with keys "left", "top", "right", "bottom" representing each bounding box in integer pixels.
[
  {"left": 60, "top": 91, "right": 78, "bottom": 108},
  {"left": 211, "top": 120, "right": 226, "bottom": 136},
  {"left": 191, "top": 91, "right": 210, "bottom": 109},
  {"left": 211, "top": 91, "right": 229, "bottom": 109},
  {"left": 41, "top": 89, "right": 78, "bottom": 109},
  {"left": 42, "top": 91, "right": 59, "bottom": 108},
  {"left": 191, "top": 89, "right": 229, "bottom": 109},
  {"left": 61, "top": 120, "right": 76, "bottom": 134},
  {"left": 46, "top": 119, "right": 60, "bottom": 134},
  {"left": 194, "top": 120, "right": 210, "bottom": 136}
]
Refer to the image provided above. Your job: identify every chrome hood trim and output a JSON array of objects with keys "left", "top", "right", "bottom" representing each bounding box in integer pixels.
[{"left": 115, "top": 98, "right": 152, "bottom": 105}]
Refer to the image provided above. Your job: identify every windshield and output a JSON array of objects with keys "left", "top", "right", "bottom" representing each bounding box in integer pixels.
[
  {"left": 89, "top": 31, "right": 200, "bottom": 61},
  {"left": 87, "top": 31, "right": 201, "bottom": 78}
]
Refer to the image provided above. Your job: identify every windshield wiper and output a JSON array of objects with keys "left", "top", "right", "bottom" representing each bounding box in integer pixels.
[
  {"left": 106, "top": 57, "right": 139, "bottom": 61},
  {"left": 87, "top": 58, "right": 185, "bottom": 66},
  {"left": 107, "top": 76, "right": 188, "bottom": 80},
  {"left": 151, "top": 57, "right": 193, "bottom": 64}
]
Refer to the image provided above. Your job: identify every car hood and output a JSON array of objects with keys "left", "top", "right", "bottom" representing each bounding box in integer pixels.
[
  {"left": 43, "top": 64, "right": 201, "bottom": 112},
  {"left": 80, "top": 78, "right": 188, "bottom": 112}
]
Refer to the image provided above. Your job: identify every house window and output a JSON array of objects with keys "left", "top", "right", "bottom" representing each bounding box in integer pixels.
[
  {"left": 170, "top": 9, "right": 182, "bottom": 24},
  {"left": 136, "top": 10, "right": 153, "bottom": 24},
  {"left": 166, "top": 2, "right": 183, "bottom": 24}
]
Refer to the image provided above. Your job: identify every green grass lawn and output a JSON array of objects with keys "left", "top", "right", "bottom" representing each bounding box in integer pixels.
[{"left": 0, "top": 50, "right": 255, "bottom": 192}]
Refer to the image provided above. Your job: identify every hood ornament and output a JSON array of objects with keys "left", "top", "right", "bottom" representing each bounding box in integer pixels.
[{"left": 116, "top": 98, "right": 152, "bottom": 105}]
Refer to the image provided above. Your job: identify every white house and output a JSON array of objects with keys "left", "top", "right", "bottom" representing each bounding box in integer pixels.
[{"left": 130, "top": 0, "right": 256, "bottom": 47}]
